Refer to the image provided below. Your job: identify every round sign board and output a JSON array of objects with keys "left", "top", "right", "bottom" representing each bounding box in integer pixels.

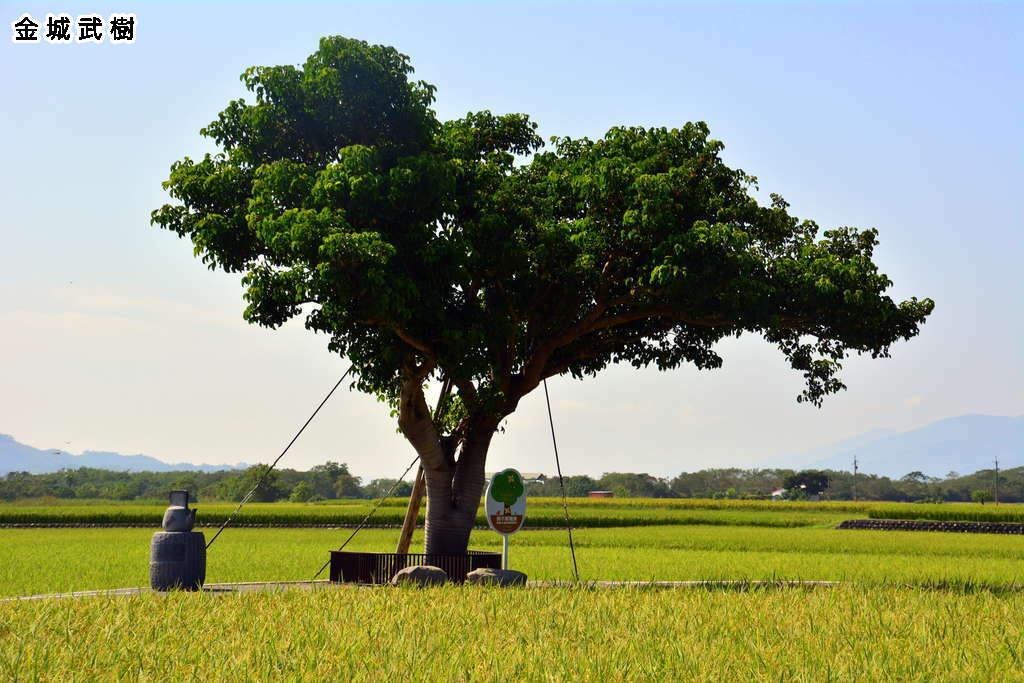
[{"left": 485, "top": 468, "right": 526, "bottom": 535}]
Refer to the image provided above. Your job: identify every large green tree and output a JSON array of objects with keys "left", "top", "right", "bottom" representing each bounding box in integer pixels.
[{"left": 153, "top": 37, "right": 933, "bottom": 554}]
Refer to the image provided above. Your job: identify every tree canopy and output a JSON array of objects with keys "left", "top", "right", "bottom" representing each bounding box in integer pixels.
[
  {"left": 153, "top": 36, "right": 933, "bottom": 424},
  {"left": 152, "top": 36, "right": 933, "bottom": 553}
]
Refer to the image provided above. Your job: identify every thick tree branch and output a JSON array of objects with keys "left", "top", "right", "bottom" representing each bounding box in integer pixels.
[
  {"left": 513, "top": 301, "right": 733, "bottom": 400},
  {"left": 397, "top": 359, "right": 450, "bottom": 471},
  {"left": 541, "top": 313, "right": 699, "bottom": 379},
  {"left": 450, "top": 375, "right": 479, "bottom": 405},
  {"left": 587, "top": 308, "right": 733, "bottom": 333},
  {"left": 359, "top": 317, "right": 438, "bottom": 362}
]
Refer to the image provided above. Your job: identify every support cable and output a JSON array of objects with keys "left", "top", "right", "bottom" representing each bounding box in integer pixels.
[
  {"left": 543, "top": 378, "right": 580, "bottom": 582},
  {"left": 311, "top": 453, "right": 421, "bottom": 580},
  {"left": 205, "top": 365, "right": 354, "bottom": 551}
]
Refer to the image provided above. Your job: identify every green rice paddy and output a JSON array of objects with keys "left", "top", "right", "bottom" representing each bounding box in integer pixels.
[{"left": 4, "top": 499, "right": 1024, "bottom": 679}]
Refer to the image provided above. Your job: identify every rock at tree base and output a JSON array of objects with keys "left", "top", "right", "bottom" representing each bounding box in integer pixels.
[
  {"left": 466, "top": 568, "right": 527, "bottom": 586},
  {"left": 391, "top": 565, "right": 448, "bottom": 586}
]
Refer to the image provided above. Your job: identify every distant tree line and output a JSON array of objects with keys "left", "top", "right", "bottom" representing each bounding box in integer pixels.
[
  {"left": 0, "top": 462, "right": 407, "bottom": 503},
  {"left": 528, "top": 467, "right": 1019, "bottom": 503},
  {"left": 0, "top": 464, "right": 1018, "bottom": 503}
]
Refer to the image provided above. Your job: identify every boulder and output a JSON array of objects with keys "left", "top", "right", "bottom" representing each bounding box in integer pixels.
[
  {"left": 391, "top": 565, "right": 448, "bottom": 587},
  {"left": 466, "top": 568, "right": 528, "bottom": 587}
]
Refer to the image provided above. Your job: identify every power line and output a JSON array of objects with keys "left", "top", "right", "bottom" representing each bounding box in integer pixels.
[
  {"left": 543, "top": 378, "right": 579, "bottom": 582},
  {"left": 205, "top": 366, "right": 354, "bottom": 551},
  {"left": 995, "top": 456, "right": 1000, "bottom": 506},
  {"left": 852, "top": 455, "right": 858, "bottom": 502},
  {"left": 311, "top": 453, "right": 421, "bottom": 580}
]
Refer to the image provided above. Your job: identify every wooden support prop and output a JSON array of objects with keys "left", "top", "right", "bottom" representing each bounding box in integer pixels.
[{"left": 395, "top": 466, "right": 425, "bottom": 554}]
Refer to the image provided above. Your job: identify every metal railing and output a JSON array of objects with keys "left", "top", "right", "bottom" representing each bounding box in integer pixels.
[{"left": 329, "top": 550, "right": 502, "bottom": 584}]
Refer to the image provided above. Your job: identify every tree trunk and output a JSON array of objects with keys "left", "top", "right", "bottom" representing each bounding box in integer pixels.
[
  {"left": 422, "top": 421, "right": 495, "bottom": 555},
  {"left": 396, "top": 369, "right": 501, "bottom": 556}
]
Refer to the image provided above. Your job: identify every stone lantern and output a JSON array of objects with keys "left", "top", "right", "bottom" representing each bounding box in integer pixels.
[{"left": 150, "top": 490, "right": 206, "bottom": 591}]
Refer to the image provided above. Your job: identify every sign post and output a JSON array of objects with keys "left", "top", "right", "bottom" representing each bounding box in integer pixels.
[{"left": 485, "top": 468, "right": 526, "bottom": 569}]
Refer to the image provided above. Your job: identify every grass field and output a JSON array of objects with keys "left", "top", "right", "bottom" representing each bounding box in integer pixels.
[
  {"left": 4, "top": 585, "right": 1024, "bottom": 679},
  {"left": 5, "top": 521, "right": 1024, "bottom": 598},
  {"left": 3, "top": 496, "right": 1015, "bottom": 527},
  {"left": 4, "top": 499, "right": 1024, "bottom": 679},
  {"left": 0, "top": 497, "right": 867, "bottom": 528}
]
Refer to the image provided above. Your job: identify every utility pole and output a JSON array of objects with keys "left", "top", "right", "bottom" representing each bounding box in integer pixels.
[
  {"left": 852, "top": 455, "right": 858, "bottom": 502},
  {"left": 995, "top": 456, "right": 999, "bottom": 506}
]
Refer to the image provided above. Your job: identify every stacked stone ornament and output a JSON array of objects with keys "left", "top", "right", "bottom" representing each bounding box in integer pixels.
[{"left": 150, "top": 490, "right": 206, "bottom": 591}]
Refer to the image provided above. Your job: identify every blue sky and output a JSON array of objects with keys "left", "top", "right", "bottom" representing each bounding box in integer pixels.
[{"left": 1, "top": 1, "right": 1021, "bottom": 478}]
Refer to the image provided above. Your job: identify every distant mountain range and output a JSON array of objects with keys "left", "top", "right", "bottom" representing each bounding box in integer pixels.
[
  {"left": 797, "top": 414, "right": 1024, "bottom": 478},
  {"left": 4, "top": 413, "right": 1022, "bottom": 479},
  {"left": 0, "top": 434, "right": 248, "bottom": 474}
]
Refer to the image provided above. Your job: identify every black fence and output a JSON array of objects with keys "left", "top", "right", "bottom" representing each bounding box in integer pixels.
[{"left": 329, "top": 550, "right": 502, "bottom": 584}]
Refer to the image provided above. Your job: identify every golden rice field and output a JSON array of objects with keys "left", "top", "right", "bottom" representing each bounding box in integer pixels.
[{"left": 4, "top": 585, "right": 1024, "bottom": 680}]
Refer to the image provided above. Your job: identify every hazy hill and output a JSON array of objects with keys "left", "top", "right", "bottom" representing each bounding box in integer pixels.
[
  {"left": 0, "top": 434, "right": 247, "bottom": 474},
  {"left": 5, "top": 413, "right": 1021, "bottom": 479},
  {"left": 802, "top": 414, "right": 1024, "bottom": 478}
]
